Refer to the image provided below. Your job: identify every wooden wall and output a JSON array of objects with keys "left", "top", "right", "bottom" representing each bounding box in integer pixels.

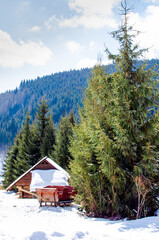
[
  {"left": 33, "top": 160, "right": 57, "bottom": 170},
  {"left": 16, "top": 172, "right": 32, "bottom": 198},
  {"left": 15, "top": 159, "right": 57, "bottom": 198}
]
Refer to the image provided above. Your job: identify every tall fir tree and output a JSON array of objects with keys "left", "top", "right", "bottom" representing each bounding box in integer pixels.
[
  {"left": 2, "top": 99, "right": 56, "bottom": 187},
  {"left": 53, "top": 112, "right": 75, "bottom": 170},
  {"left": 69, "top": 1, "right": 159, "bottom": 218},
  {"left": 2, "top": 134, "right": 21, "bottom": 188},
  {"left": 29, "top": 98, "right": 56, "bottom": 165},
  {"left": 15, "top": 112, "right": 31, "bottom": 177}
]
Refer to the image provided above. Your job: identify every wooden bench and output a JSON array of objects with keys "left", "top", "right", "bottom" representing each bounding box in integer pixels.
[{"left": 36, "top": 188, "right": 59, "bottom": 207}]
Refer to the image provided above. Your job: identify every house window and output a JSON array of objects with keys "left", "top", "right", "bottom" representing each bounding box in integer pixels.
[{"left": 42, "top": 161, "right": 48, "bottom": 165}]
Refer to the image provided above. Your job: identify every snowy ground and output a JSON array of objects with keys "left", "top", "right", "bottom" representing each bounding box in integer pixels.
[{"left": 0, "top": 190, "right": 159, "bottom": 240}]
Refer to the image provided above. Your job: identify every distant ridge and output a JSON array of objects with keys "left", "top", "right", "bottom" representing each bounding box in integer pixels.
[{"left": 0, "top": 67, "right": 91, "bottom": 148}]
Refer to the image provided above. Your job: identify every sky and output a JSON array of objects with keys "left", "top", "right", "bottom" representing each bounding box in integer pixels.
[{"left": 0, "top": 0, "right": 159, "bottom": 93}]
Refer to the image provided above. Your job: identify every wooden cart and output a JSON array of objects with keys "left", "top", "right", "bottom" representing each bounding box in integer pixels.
[
  {"left": 45, "top": 185, "right": 77, "bottom": 206},
  {"left": 36, "top": 187, "right": 59, "bottom": 207},
  {"left": 17, "top": 186, "right": 77, "bottom": 207}
]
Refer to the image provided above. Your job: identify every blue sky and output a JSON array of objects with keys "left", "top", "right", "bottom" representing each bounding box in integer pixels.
[{"left": 0, "top": 0, "right": 159, "bottom": 93}]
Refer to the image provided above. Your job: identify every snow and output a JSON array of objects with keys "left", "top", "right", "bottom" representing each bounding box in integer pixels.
[
  {"left": 45, "top": 157, "right": 70, "bottom": 178},
  {"left": 30, "top": 169, "right": 69, "bottom": 191},
  {"left": 6, "top": 156, "right": 70, "bottom": 191},
  {"left": 0, "top": 190, "right": 159, "bottom": 240}
]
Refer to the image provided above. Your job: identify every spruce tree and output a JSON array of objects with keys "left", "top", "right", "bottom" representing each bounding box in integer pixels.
[
  {"left": 29, "top": 98, "right": 56, "bottom": 165},
  {"left": 2, "top": 134, "right": 21, "bottom": 188},
  {"left": 70, "top": 1, "right": 159, "bottom": 218},
  {"left": 15, "top": 112, "right": 31, "bottom": 177},
  {"left": 2, "top": 100, "right": 56, "bottom": 187},
  {"left": 53, "top": 112, "right": 75, "bottom": 170},
  {"left": 41, "top": 114, "right": 56, "bottom": 157},
  {"left": 2, "top": 113, "right": 32, "bottom": 187}
]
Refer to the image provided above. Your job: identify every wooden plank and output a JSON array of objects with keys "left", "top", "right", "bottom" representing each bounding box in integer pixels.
[
  {"left": 36, "top": 188, "right": 59, "bottom": 206},
  {"left": 17, "top": 187, "right": 40, "bottom": 199},
  {"left": 33, "top": 162, "right": 56, "bottom": 170}
]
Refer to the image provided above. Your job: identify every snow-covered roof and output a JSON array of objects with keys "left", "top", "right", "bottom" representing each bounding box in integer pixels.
[
  {"left": 6, "top": 156, "right": 70, "bottom": 191},
  {"left": 30, "top": 169, "right": 69, "bottom": 191},
  {"left": 46, "top": 157, "right": 69, "bottom": 177}
]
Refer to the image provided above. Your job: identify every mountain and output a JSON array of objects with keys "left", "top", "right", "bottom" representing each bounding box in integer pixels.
[
  {"left": 0, "top": 68, "right": 92, "bottom": 148},
  {"left": 0, "top": 59, "right": 158, "bottom": 149}
]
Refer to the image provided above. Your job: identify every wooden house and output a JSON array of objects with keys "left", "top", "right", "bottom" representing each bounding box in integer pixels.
[{"left": 6, "top": 156, "right": 70, "bottom": 198}]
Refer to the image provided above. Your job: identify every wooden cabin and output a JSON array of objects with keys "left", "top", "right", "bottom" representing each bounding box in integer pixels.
[{"left": 6, "top": 156, "right": 70, "bottom": 198}]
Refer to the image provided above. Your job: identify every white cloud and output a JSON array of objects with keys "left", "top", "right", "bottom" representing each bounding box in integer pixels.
[
  {"left": 30, "top": 26, "right": 41, "bottom": 32},
  {"left": 76, "top": 55, "right": 112, "bottom": 69},
  {"left": 0, "top": 30, "right": 52, "bottom": 68},
  {"left": 76, "top": 57, "right": 97, "bottom": 69},
  {"left": 45, "top": 15, "right": 59, "bottom": 30},
  {"left": 89, "top": 41, "right": 97, "bottom": 51},
  {"left": 68, "top": 0, "right": 117, "bottom": 16},
  {"left": 129, "top": 5, "right": 159, "bottom": 59},
  {"left": 45, "top": 0, "right": 120, "bottom": 29},
  {"left": 65, "top": 41, "right": 84, "bottom": 54},
  {"left": 59, "top": 14, "right": 117, "bottom": 29}
]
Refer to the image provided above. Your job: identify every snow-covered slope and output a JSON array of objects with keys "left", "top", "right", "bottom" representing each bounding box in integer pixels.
[{"left": 0, "top": 190, "right": 158, "bottom": 240}]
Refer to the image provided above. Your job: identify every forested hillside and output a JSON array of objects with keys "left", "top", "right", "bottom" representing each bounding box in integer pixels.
[
  {"left": 0, "top": 68, "right": 91, "bottom": 148},
  {"left": 0, "top": 60, "right": 158, "bottom": 149}
]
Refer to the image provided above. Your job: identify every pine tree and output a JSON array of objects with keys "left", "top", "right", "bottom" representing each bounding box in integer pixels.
[
  {"left": 70, "top": 1, "right": 159, "bottom": 218},
  {"left": 29, "top": 98, "right": 56, "bottom": 165},
  {"left": 15, "top": 112, "right": 31, "bottom": 177},
  {"left": 53, "top": 112, "right": 75, "bottom": 170},
  {"left": 41, "top": 114, "right": 56, "bottom": 157},
  {"left": 2, "top": 100, "right": 56, "bottom": 187},
  {"left": 2, "top": 134, "right": 21, "bottom": 188},
  {"left": 2, "top": 113, "right": 33, "bottom": 187}
]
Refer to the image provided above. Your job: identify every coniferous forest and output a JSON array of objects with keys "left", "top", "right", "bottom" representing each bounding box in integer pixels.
[
  {"left": 1, "top": 1, "right": 159, "bottom": 220},
  {"left": 0, "top": 68, "right": 91, "bottom": 148},
  {"left": 0, "top": 60, "right": 158, "bottom": 149},
  {"left": 69, "top": 2, "right": 159, "bottom": 219}
]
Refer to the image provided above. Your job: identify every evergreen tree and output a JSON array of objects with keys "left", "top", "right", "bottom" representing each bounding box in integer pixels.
[
  {"left": 15, "top": 112, "right": 31, "bottom": 177},
  {"left": 2, "top": 134, "right": 21, "bottom": 188},
  {"left": 41, "top": 114, "right": 56, "bottom": 157},
  {"left": 53, "top": 112, "right": 75, "bottom": 170},
  {"left": 28, "top": 124, "right": 42, "bottom": 166},
  {"left": 2, "top": 113, "right": 32, "bottom": 187},
  {"left": 2, "top": 99, "right": 56, "bottom": 187},
  {"left": 29, "top": 98, "right": 56, "bottom": 165},
  {"left": 70, "top": 1, "right": 159, "bottom": 218}
]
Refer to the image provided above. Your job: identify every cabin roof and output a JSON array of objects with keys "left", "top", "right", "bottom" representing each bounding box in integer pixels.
[{"left": 6, "top": 156, "right": 70, "bottom": 191}]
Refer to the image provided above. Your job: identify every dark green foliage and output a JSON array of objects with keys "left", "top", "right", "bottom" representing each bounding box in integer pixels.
[
  {"left": 29, "top": 98, "right": 56, "bottom": 165},
  {"left": 2, "top": 134, "right": 21, "bottom": 188},
  {"left": 69, "top": 1, "right": 159, "bottom": 218},
  {"left": 52, "top": 112, "right": 75, "bottom": 170},
  {"left": 2, "top": 99, "right": 56, "bottom": 187},
  {"left": 0, "top": 63, "right": 158, "bottom": 149},
  {"left": 0, "top": 68, "right": 91, "bottom": 148},
  {"left": 14, "top": 113, "right": 31, "bottom": 177}
]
